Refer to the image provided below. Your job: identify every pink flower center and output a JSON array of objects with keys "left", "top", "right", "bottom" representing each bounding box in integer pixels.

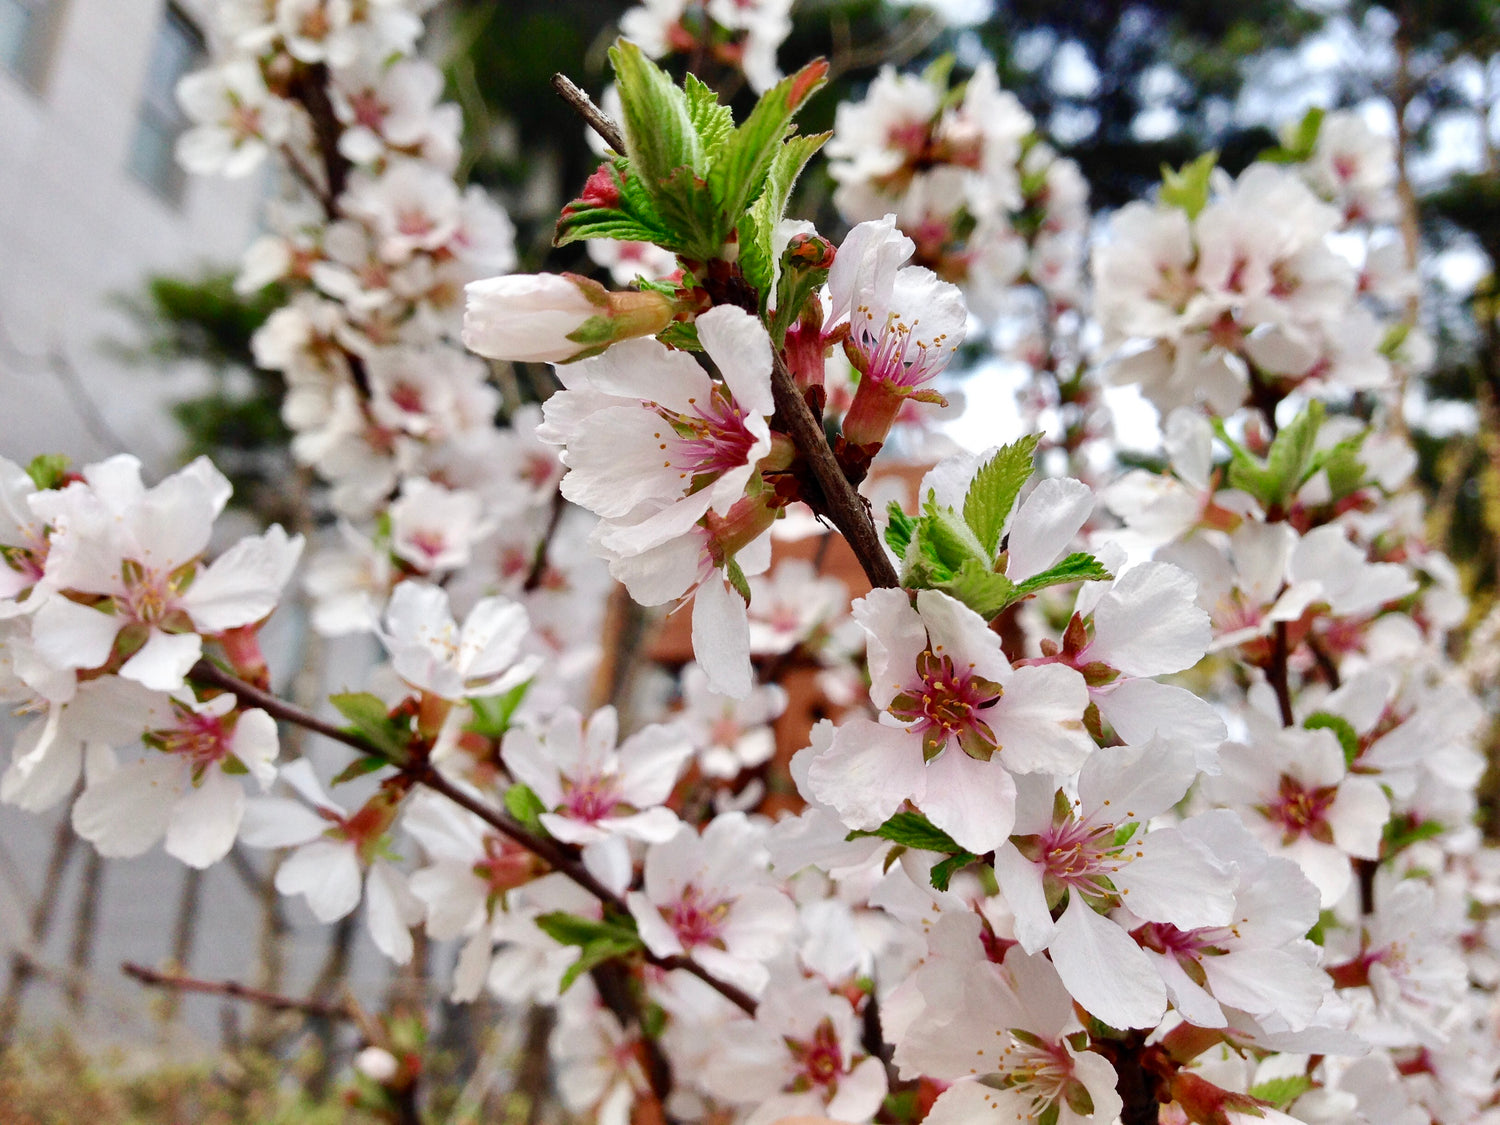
[
  {"left": 1261, "top": 775, "right": 1338, "bottom": 845},
  {"left": 119, "top": 558, "right": 189, "bottom": 626},
  {"left": 1032, "top": 815, "right": 1125, "bottom": 901},
  {"left": 349, "top": 89, "right": 388, "bottom": 132},
  {"left": 987, "top": 1031, "right": 1085, "bottom": 1117},
  {"left": 664, "top": 884, "right": 730, "bottom": 950},
  {"left": 786, "top": 1020, "right": 846, "bottom": 1092},
  {"left": 853, "top": 307, "right": 953, "bottom": 391},
  {"left": 406, "top": 529, "right": 449, "bottom": 563},
  {"left": 153, "top": 709, "right": 232, "bottom": 771},
  {"left": 562, "top": 774, "right": 623, "bottom": 824},
  {"left": 662, "top": 389, "right": 758, "bottom": 482},
  {"left": 395, "top": 207, "right": 435, "bottom": 239},
  {"left": 888, "top": 648, "right": 1003, "bottom": 762}
]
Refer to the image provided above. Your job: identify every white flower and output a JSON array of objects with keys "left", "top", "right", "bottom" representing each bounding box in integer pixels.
[
  {"left": 29, "top": 456, "right": 302, "bottom": 692},
  {"left": 677, "top": 663, "right": 786, "bottom": 779},
  {"left": 896, "top": 943, "right": 1123, "bottom": 1125},
  {"left": 377, "top": 580, "right": 537, "bottom": 700},
  {"left": 501, "top": 705, "right": 691, "bottom": 849},
  {"left": 806, "top": 588, "right": 1093, "bottom": 855},
  {"left": 626, "top": 812, "right": 796, "bottom": 996},
  {"left": 239, "top": 759, "right": 423, "bottom": 962},
  {"left": 175, "top": 59, "right": 292, "bottom": 177},
  {"left": 700, "top": 976, "right": 887, "bottom": 1125},
  {"left": 72, "top": 692, "right": 279, "bottom": 868}
]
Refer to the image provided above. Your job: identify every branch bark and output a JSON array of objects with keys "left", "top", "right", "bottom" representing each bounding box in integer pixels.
[{"left": 188, "top": 659, "right": 758, "bottom": 1016}]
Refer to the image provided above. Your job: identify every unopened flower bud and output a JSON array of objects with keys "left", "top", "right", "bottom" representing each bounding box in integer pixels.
[{"left": 462, "top": 272, "right": 673, "bottom": 364}]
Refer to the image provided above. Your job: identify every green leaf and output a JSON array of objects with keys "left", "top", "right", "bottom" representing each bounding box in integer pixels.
[
  {"left": 929, "top": 851, "right": 980, "bottom": 891},
  {"left": 707, "top": 60, "right": 828, "bottom": 243},
  {"left": 468, "top": 681, "right": 530, "bottom": 740},
  {"left": 1248, "top": 1075, "right": 1313, "bottom": 1110},
  {"left": 1159, "top": 151, "right": 1218, "bottom": 219},
  {"left": 535, "top": 911, "right": 641, "bottom": 947},
  {"left": 330, "top": 755, "right": 389, "bottom": 786},
  {"left": 848, "top": 810, "right": 963, "bottom": 852},
  {"left": 25, "top": 453, "right": 70, "bottom": 491},
  {"left": 747, "top": 131, "right": 828, "bottom": 318},
  {"left": 922, "top": 492, "right": 988, "bottom": 572},
  {"left": 1308, "top": 431, "right": 1368, "bottom": 501},
  {"left": 554, "top": 207, "right": 673, "bottom": 247},
  {"left": 935, "top": 557, "right": 1017, "bottom": 620},
  {"left": 885, "top": 503, "right": 917, "bottom": 558},
  {"left": 656, "top": 319, "right": 702, "bottom": 351},
  {"left": 609, "top": 40, "right": 703, "bottom": 192},
  {"left": 963, "top": 434, "right": 1040, "bottom": 558},
  {"left": 1219, "top": 402, "right": 1326, "bottom": 509},
  {"left": 1013, "top": 553, "right": 1114, "bottom": 599},
  {"left": 725, "top": 556, "right": 752, "bottom": 604},
  {"left": 683, "top": 73, "right": 734, "bottom": 151},
  {"left": 535, "top": 911, "right": 644, "bottom": 992},
  {"left": 1262, "top": 400, "right": 1324, "bottom": 504},
  {"left": 1261, "top": 106, "right": 1325, "bottom": 165},
  {"left": 329, "top": 692, "right": 411, "bottom": 762},
  {"left": 1303, "top": 711, "right": 1359, "bottom": 766},
  {"left": 504, "top": 783, "right": 547, "bottom": 832}
]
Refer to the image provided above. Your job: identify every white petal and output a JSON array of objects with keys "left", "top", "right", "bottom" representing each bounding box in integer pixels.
[
  {"left": 696, "top": 306, "right": 774, "bottom": 417},
  {"left": 119, "top": 630, "right": 202, "bottom": 692},
  {"left": 692, "top": 573, "right": 752, "bottom": 699},
  {"left": 181, "top": 525, "right": 303, "bottom": 632},
  {"left": 164, "top": 768, "right": 245, "bottom": 867},
  {"left": 806, "top": 718, "right": 926, "bottom": 831},
  {"left": 366, "top": 860, "right": 423, "bottom": 964},
  {"left": 1005, "top": 478, "right": 1093, "bottom": 582},
  {"left": 1048, "top": 894, "right": 1165, "bottom": 1029},
  {"left": 918, "top": 748, "right": 1016, "bottom": 855},
  {"left": 72, "top": 756, "right": 182, "bottom": 857},
  {"left": 1089, "top": 562, "right": 1210, "bottom": 676},
  {"left": 276, "top": 839, "right": 363, "bottom": 922}
]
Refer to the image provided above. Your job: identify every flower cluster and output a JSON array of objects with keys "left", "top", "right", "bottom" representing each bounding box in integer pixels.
[
  {"left": 7, "top": 12, "right": 1499, "bottom": 1125},
  {"left": 1, "top": 454, "right": 299, "bottom": 866}
]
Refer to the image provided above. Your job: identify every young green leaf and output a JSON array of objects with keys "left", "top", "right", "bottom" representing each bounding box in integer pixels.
[
  {"left": 504, "top": 783, "right": 548, "bottom": 832},
  {"left": 1303, "top": 711, "right": 1360, "bottom": 766},
  {"left": 1012, "top": 553, "right": 1114, "bottom": 599},
  {"left": 848, "top": 810, "right": 963, "bottom": 852},
  {"left": 707, "top": 59, "right": 828, "bottom": 237},
  {"left": 683, "top": 73, "right": 734, "bottom": 151},
  {"left": 963, "top": 434, "right": 1040, "bottom": 557},
  {"left": 25, "top": 453, "right": 70, "bottom": 490},
  {"left": 329, "top": 692, "right": 412, "bottom": 762},
  {"left": 468, "top": 681, "right": 530, "bottom": 740},
  {"left": 885, "top": 502, "right": 917, "bottom": 558},
  {"left": 1159, "top": 151, "right": 1218, "bottom": 219},
  {"left": 934, "top": 557, "right": 1018, "bottom": 620},
  {"left": 609, "top": 40, "right": 703, "bottom": 197}
]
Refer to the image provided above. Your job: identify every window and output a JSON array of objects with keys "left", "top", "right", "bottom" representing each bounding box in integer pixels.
[
  {"left": 127, "top": 3, "right": 204, "bottom": 203},
  {"left": 0, "top": 0, "right": 61, "bottom": 91}
]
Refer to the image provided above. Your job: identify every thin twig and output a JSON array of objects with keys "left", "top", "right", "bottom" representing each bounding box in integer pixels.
[
  {"left": 767, "top": 348, "right": 899, "bottom": 589},
  {"left": 122, "top": 961, "right": 356, "bottom": 1022},
  {"left": 551, "top": 73, "right": 624, "bottom": 153},
  {"left": 1269, "top": 621, "right": 1296, "bottom": 728},
  {"left": 189, "top": 659, "right": 759, "bottom": 1016}
]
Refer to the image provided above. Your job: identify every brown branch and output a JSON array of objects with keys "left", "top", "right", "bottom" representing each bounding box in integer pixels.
[
  {"left": 1307, "top": 632, "right": 1342, "bottom": 691},
  {"left": 551, "top": 72, "right": 625, "bottom": 153},
  {"left": 768, "top": 348, "right": 900, "bottom": 589},
  {"left": 122, "top": 961, "right": 356, "bottom": 1022},
  {"left": 188, "top": 659, "right": 758, "bottom": 1016},
  {"left": 1269, "top": 621, "right": 1296, "bottom": 728},
  {"left": 523, "top": 489, "right": 567, "bottom": 593}
]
